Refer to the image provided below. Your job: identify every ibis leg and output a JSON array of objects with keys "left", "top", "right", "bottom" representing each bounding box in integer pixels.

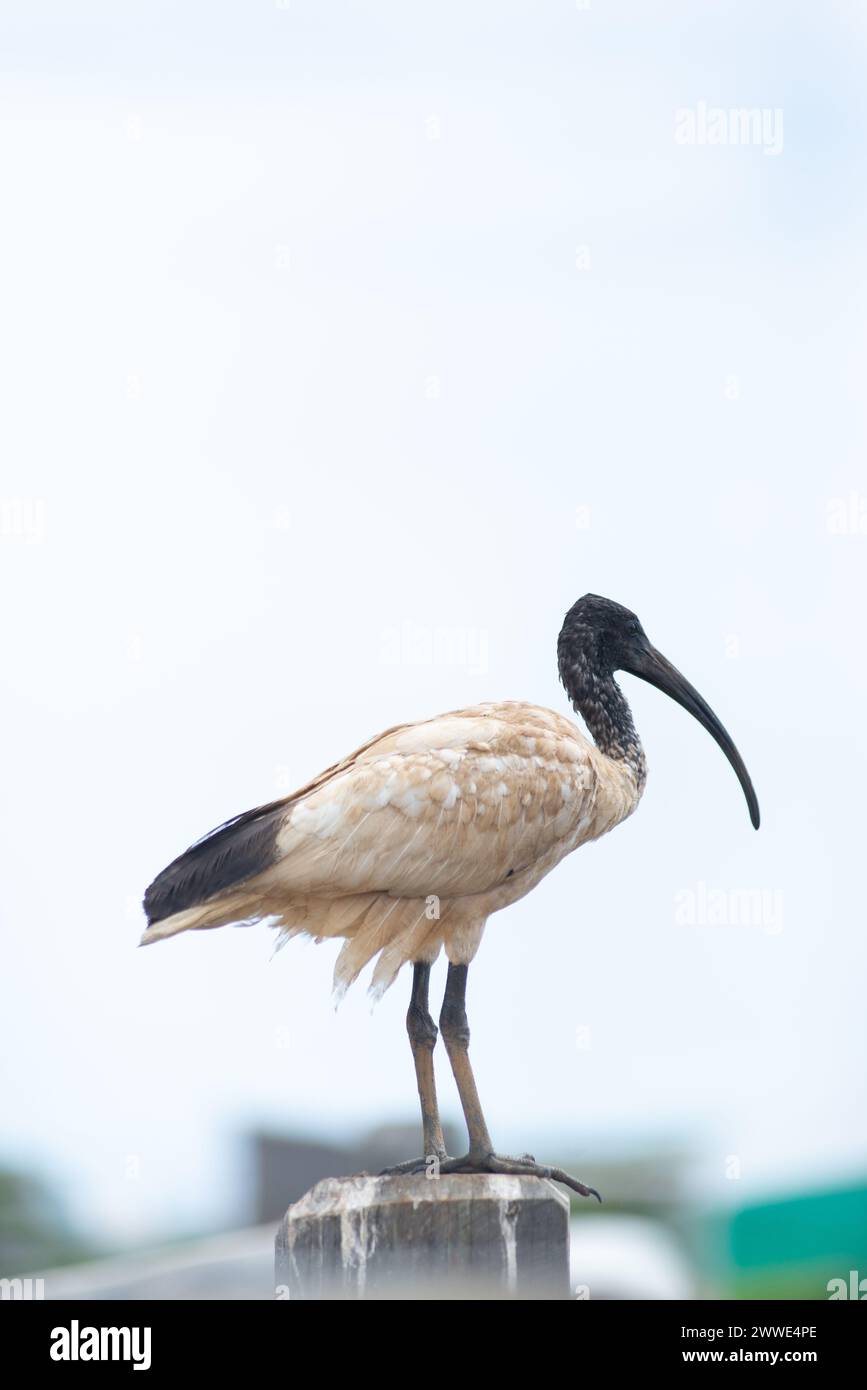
[
  {"left": 438, "top": 963, "right": 493, "bottom": 1160},
  {"left": 437, "top": 962, "right": 601, "bottom": 1202},
  {"left": 407, "top": 961, "right": 447, "bottom": 1160},
  {"left": 379, "top": 961, "right": 447, "bottom": 1174}
]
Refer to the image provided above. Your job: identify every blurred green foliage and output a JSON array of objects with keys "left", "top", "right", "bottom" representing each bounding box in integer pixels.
[{"left": 0, "top": 1168, "right": 94, "bottom": 1277}]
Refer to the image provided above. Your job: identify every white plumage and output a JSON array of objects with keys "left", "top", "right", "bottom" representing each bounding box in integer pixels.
[{"left": 141, "top": 700, "right": 644, "bottom": 1000}]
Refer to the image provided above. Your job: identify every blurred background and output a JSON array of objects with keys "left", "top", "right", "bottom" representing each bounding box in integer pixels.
[{"left": 2, "top": 0, "right": 866, "bottom": 1299}]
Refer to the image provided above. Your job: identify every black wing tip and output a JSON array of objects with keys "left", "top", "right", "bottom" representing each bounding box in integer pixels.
[
  {"left": 142, "top": 880, "right": 167, "bottom": 928},
  {"left": 142, "top": 871, "right": 182, "bottom": 929},
  {"left": 141, "top": 801, "right": 287, "bottom": 927}
]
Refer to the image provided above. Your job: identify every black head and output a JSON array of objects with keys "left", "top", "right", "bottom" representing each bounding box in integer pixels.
[
  {"left": 558, "top": 594, "right": 649, "bottom": 678},
  {"left": 558, "top": 594, "right": 760, "bottom": 830}
]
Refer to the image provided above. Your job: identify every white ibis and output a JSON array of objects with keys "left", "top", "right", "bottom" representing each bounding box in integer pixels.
[{"left": 142, "top": 594, "right": 759, "bottom": 1198}]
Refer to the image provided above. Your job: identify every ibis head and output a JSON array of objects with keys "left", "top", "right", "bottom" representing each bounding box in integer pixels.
[{"left": 558, "top": 594, "right": 760, "bottom": 829}]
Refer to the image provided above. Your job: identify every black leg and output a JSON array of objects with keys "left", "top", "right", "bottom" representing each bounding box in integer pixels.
[
  {"left": 406, "top": 961, "right": 446, "bottom": 1160},
  {"left": 438, "top": 963, "right": 494, "bottom": 1160},
  {"left": 437, "top": 962, "right": 601, "bottom": 1201},
  {"left": 379, "top": 962, "right": 447, "bottom": 1174}
]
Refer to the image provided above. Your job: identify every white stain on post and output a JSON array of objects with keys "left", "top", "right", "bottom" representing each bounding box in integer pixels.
[{"left": 499, "top": 1201, "right": 519, "bottom": 1294}]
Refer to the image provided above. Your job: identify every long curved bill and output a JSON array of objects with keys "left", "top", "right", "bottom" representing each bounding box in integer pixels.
[{"left": 625, "top": 645, "right": 760, "bottom": 829}]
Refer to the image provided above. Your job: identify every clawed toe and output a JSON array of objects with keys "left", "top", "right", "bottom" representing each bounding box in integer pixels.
[
  {"left": 379, "top": 1154, "right": 448, "bottom": 1177},
  {"left": 435, "top": 1151, "right": 601, "bottom": 1201}
]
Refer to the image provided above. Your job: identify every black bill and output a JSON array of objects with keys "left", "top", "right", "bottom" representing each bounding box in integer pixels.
[{"left": 624, "top": 644, "right": 760, "bottom": 830}]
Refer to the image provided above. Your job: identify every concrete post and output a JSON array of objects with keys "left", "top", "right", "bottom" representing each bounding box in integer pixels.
[{"left": 275, "top": 1172, "right": 570, "bottom": 1300}]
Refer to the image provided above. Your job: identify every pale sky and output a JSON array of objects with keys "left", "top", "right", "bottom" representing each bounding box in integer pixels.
[{"left": 2, "top": 0, "right": 866, "bottom": 1244}]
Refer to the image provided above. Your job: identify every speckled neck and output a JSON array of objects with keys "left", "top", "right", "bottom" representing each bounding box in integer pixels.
[{"left": 558, "top": 651, "right": 647, "bottom": 790}]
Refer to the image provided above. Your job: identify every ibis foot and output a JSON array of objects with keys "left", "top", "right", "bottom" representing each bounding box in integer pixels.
[
  {"left": 379, "top": 1153, "right": 449, "bottom": 1176},
  {"left": 437, "top": 1151, "right": 602, "bottom": 1201}
]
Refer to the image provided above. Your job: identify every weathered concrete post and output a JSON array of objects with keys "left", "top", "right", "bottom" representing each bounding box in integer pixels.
[{"left": 275, "top": 1172, "right": 570, "bottom": 1299}]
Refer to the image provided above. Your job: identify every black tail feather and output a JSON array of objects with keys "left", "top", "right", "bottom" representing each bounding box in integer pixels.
[{"left": 143, "top": 798, "right": 288, "bottom": 926}]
